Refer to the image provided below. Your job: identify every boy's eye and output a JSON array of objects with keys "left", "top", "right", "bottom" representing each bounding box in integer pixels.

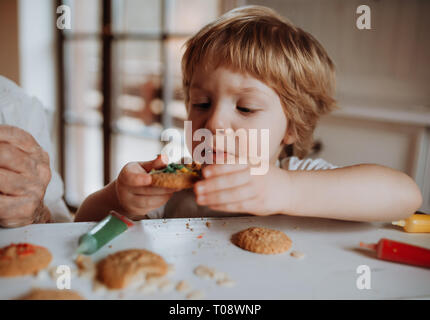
[
  {"left": 236, "top": 106, "right": 254, "bottom": 113},
  {"left": 192, "top": 103, "right": 211, "bottom": 110}
]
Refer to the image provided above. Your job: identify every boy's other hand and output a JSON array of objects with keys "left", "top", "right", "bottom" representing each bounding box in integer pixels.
[
  {"left": 115, "top": 154, "right": 180, "bottom": 220},
  {"left": 193, "top": 163, "right": 291, "bottom": 216}
]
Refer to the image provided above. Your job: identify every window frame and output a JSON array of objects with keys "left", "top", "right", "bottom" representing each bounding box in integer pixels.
[{"left": 56, "top": 0, "right": 231, "bottom": 211}]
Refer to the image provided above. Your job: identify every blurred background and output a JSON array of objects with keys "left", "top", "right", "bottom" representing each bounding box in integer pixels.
[{"left": 0, "top": 0, "right": 429, "bottom": 213}]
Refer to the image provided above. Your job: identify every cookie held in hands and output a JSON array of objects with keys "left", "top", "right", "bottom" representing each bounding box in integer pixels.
[{"left": 150, "top": 162, "right": 203, "bottom": 189}]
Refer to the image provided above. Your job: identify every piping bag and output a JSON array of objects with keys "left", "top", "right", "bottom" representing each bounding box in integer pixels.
[
  {"left": 76, "top": 211, "right": 134, "bottom": 255},
  {"left": 359, "top": 238, "right": 430, "bottom": 268}
]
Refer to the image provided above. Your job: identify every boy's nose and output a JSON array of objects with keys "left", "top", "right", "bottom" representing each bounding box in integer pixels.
[{"left": 204, "top": 107, "right": 230, "bottom": 134}]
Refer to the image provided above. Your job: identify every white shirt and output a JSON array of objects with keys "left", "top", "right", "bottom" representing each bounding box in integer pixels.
[
  {"left": 0, "top": 76, "right": 71, "bottom": 222},
  {"left": 146, "top": 157, "right": 338, "bottom": 219},
  {"left": 279, "top": 156, "right": 338, "bottom": 171}
]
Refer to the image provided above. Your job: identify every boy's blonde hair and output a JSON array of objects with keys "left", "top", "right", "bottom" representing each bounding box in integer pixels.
[{"left": 181, "top": 5, "right": 337, "bottom": 158}]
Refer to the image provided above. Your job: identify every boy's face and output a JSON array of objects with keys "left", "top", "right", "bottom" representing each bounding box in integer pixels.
[{"left": 187, "top": 66, "right": 290, "bottom": 165}]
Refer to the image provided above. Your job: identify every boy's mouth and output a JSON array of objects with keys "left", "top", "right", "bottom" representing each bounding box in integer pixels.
[{"left": 203, "top": 148, "right": 235, "bottom": 164}]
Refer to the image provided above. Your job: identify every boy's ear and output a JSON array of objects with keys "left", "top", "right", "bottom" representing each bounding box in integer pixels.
[{"left": 283, "top": 127, "right": 297, "bottom": 145}]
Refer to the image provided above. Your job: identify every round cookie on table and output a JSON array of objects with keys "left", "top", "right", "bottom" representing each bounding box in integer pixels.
[
  {"left": 231, "top": 227, "right": 292, "bottom": 255},
  {"left": 96, "top": 249, "right": 169, "bottom": 289},
  {"left": 0, "top": 243, "right": 52, "bottom": 277},
  {"left": 17, "top": 288, "right": 84, "bottom": 300}
]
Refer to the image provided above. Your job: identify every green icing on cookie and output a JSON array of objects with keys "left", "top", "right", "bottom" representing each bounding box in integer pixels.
[{"left": 150, "top": 163, "right": 188, "bottom": 174}]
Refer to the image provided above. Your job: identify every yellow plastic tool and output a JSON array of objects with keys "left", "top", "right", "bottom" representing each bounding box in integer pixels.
[{"left": 392, "top": 214, "right": 430, "bottom": 233}]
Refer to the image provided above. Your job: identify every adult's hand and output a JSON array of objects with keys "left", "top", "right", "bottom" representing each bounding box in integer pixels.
[{"left": 0, "top": 125, "right": 52, "bottom": 227}]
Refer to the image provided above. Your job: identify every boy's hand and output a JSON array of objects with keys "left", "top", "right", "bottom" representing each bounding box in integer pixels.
[
  {"left": 115, "top": 154, "right": 179, "bottom": 220},
  {"left": 194, "top": 163, "right": 291, "bottom": 216}
]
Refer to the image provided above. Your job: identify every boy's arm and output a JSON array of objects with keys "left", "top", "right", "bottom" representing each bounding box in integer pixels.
[
  {"left": 74, "top": 181, "right": 124, "bottom": 222},
  {"left": 284, "top": 164, "right": 423, "bottom": 222},
  {"left": 195, "top": 163, "right": 422, "bottom": 222}
]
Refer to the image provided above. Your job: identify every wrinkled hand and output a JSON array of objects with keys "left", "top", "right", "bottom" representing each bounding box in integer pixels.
[
  {"left": 194, "top": 163, "right": 290, "bottom": 216},
  {"left": 0, "top": 126, "right": 52, "bottom": 228},
  {"left": 115, "top": 154, "right": 179, "bottom": 220}
]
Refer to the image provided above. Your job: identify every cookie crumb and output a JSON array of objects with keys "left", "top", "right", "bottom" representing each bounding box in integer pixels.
[
  {"left": 193, "top": 265, "right": 236, "bottom": 288},
  {"left": 48, "top": 266, "right": 59, "bottom": 280},
  {"left": 216, "top": 278, "right": 236, "bottom": 287},
  {"left": 176, "top": 280, "right": 191, "bottom": 292},
  {"left": 205, "top": 222, "right": 211, "bottom": 228},
  {"left": 75, "top": 255, "right": 95, "bottom": 278},
  {"left": 194, "top": 265, "right": 215, "bottom": 279},
  {"left": 213, "top": 271, "right": 228, "bottom": 281},
  {"left": 167, "top": 264, "right": 175, "bottom": 275},
  {"left": 159, "top": 279, "right": 174, "bottom": 293},
  {"left": 186, "top": 223, "right": 194, "bottom": 232},
  {"left": 187, "top": 290, "right": 205, "bottom": 300},
  {"left": 212, "top": 269, "right": 236, "bottom": 287},
  {"left": 290, "top": 250, "right": 305, "bottom": 259}
]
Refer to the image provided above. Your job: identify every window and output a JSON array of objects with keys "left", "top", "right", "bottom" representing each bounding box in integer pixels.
[{"left": 57, "top": 0, "right": 240, "bottom": 209}]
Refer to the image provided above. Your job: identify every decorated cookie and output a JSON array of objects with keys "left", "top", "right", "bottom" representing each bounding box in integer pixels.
[
  {"left": 0, "top": 243, "right": 52, "bottom": 277},
  {"left": 96, "top": 249, "right": 168, "bottom": 289},
  {"left": 150, "top": 162, "right": 202, "bottom": 189},
  {"left": 17, "top": 288, "right": 84, "bottom": 300},
  {"left": 231, "top": 227, "right": 292, "bottom": 254}
]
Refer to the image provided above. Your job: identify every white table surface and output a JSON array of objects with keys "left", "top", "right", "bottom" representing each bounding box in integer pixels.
[{"left": 1, "top": 215, "right": 429, "bottom": 300}]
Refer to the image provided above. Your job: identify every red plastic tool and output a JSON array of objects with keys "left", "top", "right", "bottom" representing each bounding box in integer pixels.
[{"left": 359, "top": 238, "right": 430, "bottom": 268}]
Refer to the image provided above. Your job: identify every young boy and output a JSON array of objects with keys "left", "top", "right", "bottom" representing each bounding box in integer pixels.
[{"left": 75, "top": 6, "right": 422, "bottom": 223}]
